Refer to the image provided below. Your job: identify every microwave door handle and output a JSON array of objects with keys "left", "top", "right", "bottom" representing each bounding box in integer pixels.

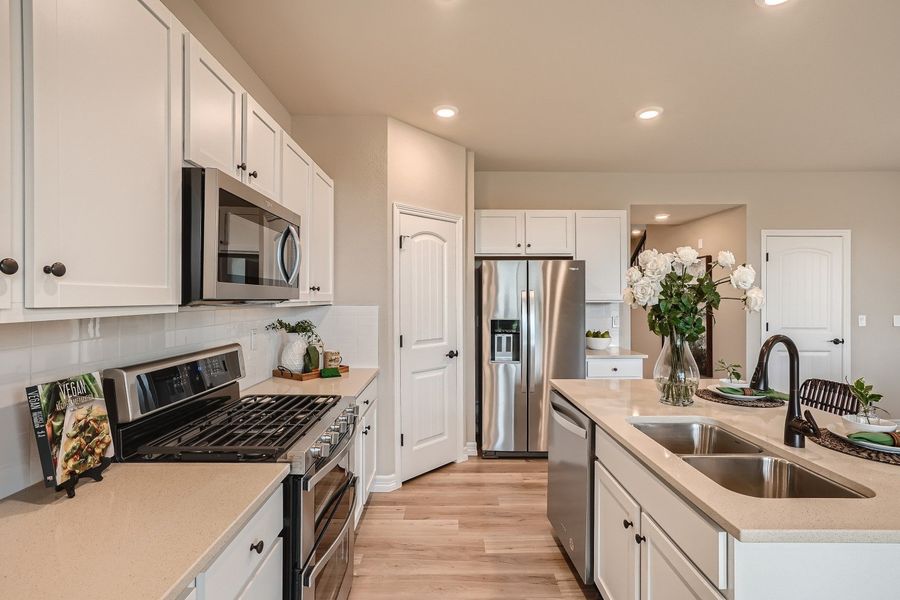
[
  {"left": 276, "top": 227, "right": 290, "bottom": 284},
  {"left": 286, "top": 225, "right": 301, "bottom": 284}
]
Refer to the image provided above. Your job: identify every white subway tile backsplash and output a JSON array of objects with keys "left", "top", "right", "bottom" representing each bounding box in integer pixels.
[
  {"left": 586, "top": 303, "right": 622, "bottom": 347},
  {"left": 0, "top": 303, "right": 379, "bottom": 500}
]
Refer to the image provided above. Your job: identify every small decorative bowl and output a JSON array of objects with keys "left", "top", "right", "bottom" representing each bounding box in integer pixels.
[
  {"left": 718, "top": 378, "right": 750, "bottom": 389},
  {"left": 586, "top": 337, "right": 612, "bottom": 350},
  {"left": 841, "top": 414, "right": 898, "bottom": 434}
]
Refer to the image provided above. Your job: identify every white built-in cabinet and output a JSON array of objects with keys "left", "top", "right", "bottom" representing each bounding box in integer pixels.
[
  {"left": 475, "top": 210, "right": 525, "bottom": 254},
  {"left": 25, "top": 0, "right": 182, "bottom": 309},
  {"left": 594, "top": 462, "right": 640, "bottom": 600},
  {"left": 524, "top": 210, "right": 576, "bottom": 254},
  {"left": 0, "top": 0, "right": 14, "bottom": 310},
  {"left": 640, "top": 513, "right": 722, "bottom": 600},
  {"left": 475, "top": 210, "right": 574, "bottom": 256},
  {"left": 280, "top": 136, "right": 313, "bottom": 300},
  {"left": 308, "top": 167, "right": 335, "bottom": 302},
  {"left": 576, "top": 210, "right": 627, "bottom": 302},
  {"left": 352, "top": 379, "right": 378, "bottom": 527},
  {"left": 242, "top": 96, "right": 281, "bottom": 201}
]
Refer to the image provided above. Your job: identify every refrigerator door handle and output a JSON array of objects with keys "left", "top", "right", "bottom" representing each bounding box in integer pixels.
[
  {"left": 520, "top": 290, "right": 528, "bottom": 393},
  {"left": 528, "top": 290, "right": 537, "bottom": 393}
]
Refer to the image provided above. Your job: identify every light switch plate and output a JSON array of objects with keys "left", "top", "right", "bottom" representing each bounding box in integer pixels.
[
  {"left": 894, "top": 315, "right": 900, "bottom": 327},
  {"left": 611, "top": 315, "right": 619, "bottom": 328},
  {"left": 250, "top": 328, "right": 258, "bottom": 350},
  {"left": 858, "top": 315, "right": 867, "bottom": 327}
]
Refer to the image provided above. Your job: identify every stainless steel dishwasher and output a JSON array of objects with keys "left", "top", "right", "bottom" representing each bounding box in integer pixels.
[{"left": 547, "top": 390, "right": 594, "bottom": 584}]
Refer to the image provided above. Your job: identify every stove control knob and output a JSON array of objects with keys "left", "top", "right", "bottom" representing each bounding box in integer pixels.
[
  {"left": 328, "top": 424, "right": 342, "bottom": 433},
  {"left": 309, "top": 443, "right": 331, "bottom": 459},
  {"left": 320, "top": 433, "right": 336, "bottom": 445},
  {"left": 346, "top": 405, "right": 359, "bottom": 416}
]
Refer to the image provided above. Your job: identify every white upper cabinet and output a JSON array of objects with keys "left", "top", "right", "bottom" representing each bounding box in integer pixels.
[
  {"left": 26, "top": 0, "right": 182, "bottom": 308},
  {"left": 576, "top": 210, "right": 627, "bottom": 302},
  {"left": 280, "top": 135, "right": 313, "bottom": 301},
  {"left": 475, "top": 210, "right": 525, "bottom": 255},
  {"left": 243, "top": 95, "right": 280, "bottom": 201},
  {"left": 184, "top": 34, "right": 244, "bottom": 179},
  {"left": 524, "top": 210, "right": 575, "bottom": 255},
  {"left": 308, "top": 166, "right": 334, "bottom": 302},
  {"left": 0, "top": 0, "right": 14, "bottom": 309}
]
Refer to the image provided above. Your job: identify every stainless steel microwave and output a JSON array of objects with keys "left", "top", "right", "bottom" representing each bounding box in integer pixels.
[{"left": 182, "top": 167, "right": 301, "bottom": 305}]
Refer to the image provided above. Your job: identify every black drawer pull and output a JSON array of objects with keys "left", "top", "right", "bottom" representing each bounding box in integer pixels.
[{"left": 250, "top": 540, "right": 265, "bottom": 554}]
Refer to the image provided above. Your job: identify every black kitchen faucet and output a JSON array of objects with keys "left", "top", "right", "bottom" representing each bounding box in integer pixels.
[{"left": 750, "top": 334, "right": 821, "bottom": 448}]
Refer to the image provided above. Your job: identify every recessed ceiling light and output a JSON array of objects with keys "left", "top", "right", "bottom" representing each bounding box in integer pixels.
[
  {"left": 755, "top": 0, "right": 790, "bottom": 6},
  {"left": 631, "top": 229, "right": 642, "bottom": 236},
  {"left": 636, "top": 106, "right": 663, "bottom": 120},
  {"left": 433, "top": 105, "right": 458, "bottom": 119},
  {"left": 654, "top": 213, "right": 670, "bottom": 222}
]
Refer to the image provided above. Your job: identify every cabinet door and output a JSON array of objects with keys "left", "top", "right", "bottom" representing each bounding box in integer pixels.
[
  {"left": 280, "top": 135, "right": 312, "bottom": 301},
  {"left": 364, "top": 403, "right": 377, "bottom": 499},
  {"left": 475, "top": 210, "right": 524, "bottom": 255},
  {"left": 576, "top": 211, "right": 627, "bottom": 302},
  {"left": 308, "top": 166, "right": 334, "bottom": 302},
  {"left": 353, "top": 419, "right": 365, "bottom": 527},
  {"left": 595, "top": 462, "right": 640, "bottom": 600},
  {"left": 640, "top": 513, "right": 723, "bottom": 600},
  {"left": 242, "top": 95, "right": 280, "bottom": 201},
  {"left": 0, "top": 0, "right": 14, "bottom": 309},
  {"left": 237, "top": 537, "right": 283, "bottom": 600},
  {"left": 26, "top": 0, "right": 181, "bottom": 308},
  {"left": 525, "top": 210, "right": 575, "bottom": 255},
  {"left": 184, "top": 34, "right": 243, "bottom": 178}
]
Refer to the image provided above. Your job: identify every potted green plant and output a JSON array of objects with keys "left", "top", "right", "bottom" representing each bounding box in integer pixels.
[
  {"left": 847, "top": 377, "right": 884, "bottom": 424},
  {"left": 267, "top": 319, "right": 323, "bottom": 372},
  {"left": 715, "top": 359, "right": 748, "bottom": 388}
]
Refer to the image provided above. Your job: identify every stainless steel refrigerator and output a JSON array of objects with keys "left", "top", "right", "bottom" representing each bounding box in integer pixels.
[{"left": 477, "top": 260, "right": 586, "bottom": 456}]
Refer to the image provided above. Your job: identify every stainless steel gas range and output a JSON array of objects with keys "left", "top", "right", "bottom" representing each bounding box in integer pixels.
[{"left": 103, "top": 344, "right": 355, "bottom": 600}]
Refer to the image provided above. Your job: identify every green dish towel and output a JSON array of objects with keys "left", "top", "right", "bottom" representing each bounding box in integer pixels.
[
  {"left": 718, "top": 387, "right": 788, "bottom": 401},
  {"left": 320, "top": 367, "right": 342, "bottom": 379},
  {"left": 848, "top": 431, "right": 900, "bottom": 447}
]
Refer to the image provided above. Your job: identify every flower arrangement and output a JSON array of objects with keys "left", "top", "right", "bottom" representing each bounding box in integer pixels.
[
  {"left": 624, "top": 247, "right": 764, "bottom": 405},
  {"left": 847, "top": 377, "right": 883, "bottom": 423}
]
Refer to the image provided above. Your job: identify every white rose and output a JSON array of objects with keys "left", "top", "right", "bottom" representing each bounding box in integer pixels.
[
  {"left": 623, "top": 287, "right": 636, "bottom": 307},
  {"left": 674, "top": 246, "right": 700, "bottom": 268},
  {"left": 631, "top": 277, "right": 659, "bottom": 306},
  {"left": 625, "top": 266, "right": 643, "bottom": 286},
  {"left": 637, "top": 249, "right": 660, "bottom": 269},
  {"left": 744, "top": 287, "right": 765, "bottom": 312},
  {"left": 686, "top": 261, "right": 705, "bottom": 280},
  {"left": 717, "top": 250, "right": 736, "bottom": 270},
  {"left": 730, "top": 264, "right": 756, "bottom": 290},
  {"left": 643, "top": 252, "right": 672, "bottom": 281}
]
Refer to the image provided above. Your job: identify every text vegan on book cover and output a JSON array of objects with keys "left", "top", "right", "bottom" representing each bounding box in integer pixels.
[{"left": 26, "top": 373, "right": 114, "bottom": 488}]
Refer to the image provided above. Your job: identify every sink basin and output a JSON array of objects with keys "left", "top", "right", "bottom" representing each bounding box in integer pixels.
[
  {"left": 682, "top": 455, "right": 870, "bottom": 498},
  {"left": 632, "top": 421, "right": 763, "bottom": 455}
]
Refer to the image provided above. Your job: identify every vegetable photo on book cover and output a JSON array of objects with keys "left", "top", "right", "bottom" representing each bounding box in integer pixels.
[{"left": 26, "top": 372, "right": 114, "bottom": 488}]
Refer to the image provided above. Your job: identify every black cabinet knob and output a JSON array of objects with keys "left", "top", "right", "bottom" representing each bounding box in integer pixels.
[
  {"left": 446, "top": 350, "right": 459, "bottom": 358},
  {"left": 611, "top": 367, "right": 619, "bottom": 372},
  {"left": 635, "top": 534, "right": 646, "bottom": 544},
  {"left": 250, "top": 540, "right": 264, "bottom": 554},
  {"left": 237, "top": 162, "right": 247, "bottom": 171},
  {"left": 43, "top": 262, "right": 66, "bottom": 277},
  {"left": 0, "top": 257, "right": 18, "bottom": 275},
  {"left": 623, "top": 519, "right": 633, "bottom": 529},
  {"left": 526, "top": 243, "right": 532, "bottom": 248},
  {"left": 363, "top": 399, "right": 370, "bottom": 405},
  {"left": 828, "top": 338, "right": 845, "bottom": 345},
  {"left": 249, "top": 170, "right": 258, "bottom": 179},
  {"left": 516, "top": 243, "right": 522, "bottom": 248}
]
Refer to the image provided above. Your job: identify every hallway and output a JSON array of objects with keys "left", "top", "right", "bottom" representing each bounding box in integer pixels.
[{"left": 350, "top": 458, "right": 601, "bottom": 599}]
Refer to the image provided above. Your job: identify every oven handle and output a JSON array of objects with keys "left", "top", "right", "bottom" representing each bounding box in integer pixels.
[
  {"left": 286, "top": 224, "right": 301, "bottom": 285},
  {"left": 301, "top": 478, "right": 356, "bottom": 590},
  {"left": 302, "top": 419, "right": 357, "bottom": 492},
  {"left": 276, "top": 226, "right": 290, "bottom": 284}
]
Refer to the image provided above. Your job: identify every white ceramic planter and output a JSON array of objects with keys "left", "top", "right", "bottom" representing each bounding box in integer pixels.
[{"left": 280, "top": 334, "right": 309, "bottom": 372}]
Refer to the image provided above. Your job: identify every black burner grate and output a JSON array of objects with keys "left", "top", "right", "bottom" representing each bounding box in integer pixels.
[{"left": 135, "top": 394, "right": 338, "bottom": 461}]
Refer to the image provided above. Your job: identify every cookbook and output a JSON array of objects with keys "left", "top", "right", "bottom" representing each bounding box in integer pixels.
[{"left": 26, "top": 372, "right": 114, "bottom": 488}]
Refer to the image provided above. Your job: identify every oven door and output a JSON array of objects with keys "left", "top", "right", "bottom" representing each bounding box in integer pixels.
[{"left": 297, "top": 476, "right": 356, "bottom": 600}]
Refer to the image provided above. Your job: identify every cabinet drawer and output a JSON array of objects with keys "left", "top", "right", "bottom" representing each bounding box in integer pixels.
[
  {"left": 238, "top": 537, "right": 283, "bottom": 600},
  {"left": 356, "top": 378, "right": 377, "bottom": 417},
  {"left": 586, "top": 359, "right": 642, "bottom": 379},
  {"left": 199, "top": 486, "right": 284, "bottom": 600},
  {"left": 595, "top": 427, "right": 727, "bottom": 590}
]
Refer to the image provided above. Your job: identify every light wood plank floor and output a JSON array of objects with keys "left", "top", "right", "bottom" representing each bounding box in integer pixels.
[{"left": 350, "top": 458, "right": 601, "bottom": 600}]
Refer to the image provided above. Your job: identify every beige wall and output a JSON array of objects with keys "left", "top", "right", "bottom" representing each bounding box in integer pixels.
[
  {"left": 632, "top": 207, "right": 748, "bottom": 379},
  {"left": 476, "top": 171, "right": 900, "bottom": 414},
  {"left": 292, "top": 116, "right": 468, "bottom": 481},
  {"left": 161, "top": 0, "right": 293, "bottom": 132}
]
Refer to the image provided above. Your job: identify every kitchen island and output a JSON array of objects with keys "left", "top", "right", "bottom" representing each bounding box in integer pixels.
[{"left": 551, "top": 377, "right": 900, "bottom": 599}]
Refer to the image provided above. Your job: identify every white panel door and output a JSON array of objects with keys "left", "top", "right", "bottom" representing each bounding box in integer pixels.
[
  {"left": 242, "top": 95, "right": 280, "bottom": 201},
  {"left": 400, "top": 212, "right": 460, "bottom": 481},
  {"left": 525, "top": 210, "right": 575, "bottom": 255},
  {"left": 577, "top": 211, "right": 627, "bottom": 302},
  {"left": 280, "top": 136, "right": 313, "bottom": 300},
  {"left": 0, "top": 0, "right": 14, "bottom": 309},
  {"left": 184, "top": 34, "right": 243, "bottom": 178},
  {"left": 308, "top": 166, "right": 334, "bottom": 302},
  {"left": 475, "top": 209, "right": 524, "bottom": 255},
  {"left": 595, "top": 462, "right": 641, "bottom": 600},
  {"left": 640, "top": 513, "right": 723, "bottom": 600},
  {"left": 27, "top": 0, "right": 181, "bottom": 308},
  {"left": 763, "top": 234, "right": 847, "bottom": 392}
]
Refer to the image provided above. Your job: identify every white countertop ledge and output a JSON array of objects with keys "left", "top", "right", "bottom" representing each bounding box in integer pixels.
[
  {"left": 244, "top": 367, "right": 379, "bottom": 398},
  {"left": 551, "top": 378, "right": 900, "bottom": 544}
]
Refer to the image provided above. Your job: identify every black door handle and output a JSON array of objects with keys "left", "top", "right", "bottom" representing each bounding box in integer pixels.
[
  {"left": 0, "top": 257, "right": 18, "bottom": 275},
  {"left": 446, "top": 350, "right": 459, "bottom": 358},
  {"left": 43, "top": 262, "right": 66, "bottom": 277},
  {"left": 828, "top": 338, "right": 845, "bottom": 345}
]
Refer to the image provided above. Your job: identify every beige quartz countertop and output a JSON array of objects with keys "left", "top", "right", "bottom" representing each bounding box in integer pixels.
[
  {"left": 245, "top": 367, "right": 379, "bottom": 398},
  {"left": 551, "top": 378, "right": 900, "bottom": 543},
  {"left": 586, "top": 347, "right": 648, "bottom": 359},
  {"left": 0, "top": 462, "right": 288, "bottom": 600}
]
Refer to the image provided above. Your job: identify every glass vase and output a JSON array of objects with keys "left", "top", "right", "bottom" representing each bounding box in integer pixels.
[{"left": 653, "top": 334, "right": 700, "bottom": 406}]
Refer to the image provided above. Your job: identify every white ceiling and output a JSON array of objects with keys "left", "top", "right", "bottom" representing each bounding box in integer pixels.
[
  {"left": 196, "top": 0, "right": 900, "bottom": 172},
  {"left": 630, "top": 204, "right": 742, "bottom": 226}
]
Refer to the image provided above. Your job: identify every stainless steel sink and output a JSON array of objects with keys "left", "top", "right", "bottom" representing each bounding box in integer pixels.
[
  {"left": 682, "top": 455, "right": 870, "bottom": 498},
  {"left": 632, "top": 421, "right": 763, "bottom": 455}
]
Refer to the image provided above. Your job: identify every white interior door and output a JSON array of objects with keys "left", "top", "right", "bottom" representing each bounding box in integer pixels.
[
  {"left": 763, "top": 233, "right": 849, "bottom": 392},
  {"left": 399, "top": 211, "right": 460, "bottom": 481}
]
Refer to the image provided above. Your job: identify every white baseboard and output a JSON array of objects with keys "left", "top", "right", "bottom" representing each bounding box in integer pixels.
[
  {"left": 464, "top": 441, "right": 478, "bottom": 456},
  {"left": 370, "top": 474, "right": 402, "bottom": 493}
]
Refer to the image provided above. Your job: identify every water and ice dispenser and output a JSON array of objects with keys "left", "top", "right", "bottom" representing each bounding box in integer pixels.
[{"left": 490, "top": 319, "right": 520, "bottom": 362}]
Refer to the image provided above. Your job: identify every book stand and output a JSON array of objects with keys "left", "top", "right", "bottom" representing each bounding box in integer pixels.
[{"left": 55, "top": 456, "right": 112, "bottom": 498}]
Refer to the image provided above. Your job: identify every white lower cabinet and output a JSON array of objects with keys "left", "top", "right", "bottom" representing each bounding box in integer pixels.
[
  {"left": 640, "top": 513, "right": 723, "bottom": 600},
  {"left": 586, "top": 357, "right": 643, "bottom": 379},
  {"left": 352, "top": 379, "right": 378, "bottom": 526},
  {"left": 594, "top": 462, "right": 640, "bottom": 600},
  {"left": 238, "top": 537, "right": 283, "bottom": 600}
]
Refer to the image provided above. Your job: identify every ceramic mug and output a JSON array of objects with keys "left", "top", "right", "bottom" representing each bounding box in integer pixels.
[{"left": 324, "top": 350, "right": 342, "bottom": 368}]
